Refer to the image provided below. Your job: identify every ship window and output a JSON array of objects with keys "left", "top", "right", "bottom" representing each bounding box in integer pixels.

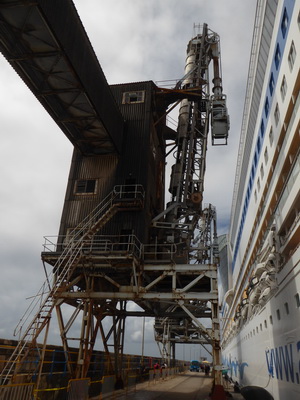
[
  {"left": 269, "top": 315, "right": 273, "bottom": 325},
  {"left": 254, "top": 190, "right": 257, "bottom": 202},
  {"left": 260, "top": 323, "right": 263, "bottom": 331},
  {"left": 269, "top": 73, "right": 275, "bottom": 96},
  {"left": 269, "top": 128, "right": 273, "bottom": 146},
  {"left": 295, "top": 293, "right": 300, "bottom": 307},
  {"left": 298, "top": 11, "right": 300, "bottom": 29},
  {"left": 257, "top": 136, "right": 261, "bottom": 153},
  {"left": 288, "top": 41, "right": 296, "bottom": 71},
  {"left": 260, "top": 121, "right": 265, "bottom": 139},
  {"left": 284, "top": 302, "right": 289, "bottom": 315},
  {"left": 264, "top": 320, "right": 267, "bottom": 328},
  {"left": 264, "top": 98, "right": 269, "bottom": 117},
  {"left": 260, "top": 164, "right": 264, "bottom": 179},
  {"left": 275, "top": 43, "right": 281, "bottom": 70},
  {"left": 75, "top": 179, "right": 97, "bottom": 194},
  {"left": 122, "top": 91, "right": 145, "bottom": 104},
  {"left": 254, "top": 152, "right": 258, "bottom": 167},
  {"left": 264, "top": 148, "right": 269, "bottom": 164},
  {"left": 280, "top": 75, "right": 287, "bottom": 101},
  {"left": 257, "top": 178, "right": 261, "bottom": 192},
  {"left": 281, "top": 8, "right": 289, "bottom": 39},
  {"left": 256, "top": 327, "right": 258, "bottom": 334},
  {"left": 276, "top": 309, "right": 281, "bottom": 320},
  {"left": 274, "top": 103, "right": 280, "bottom": 126}
]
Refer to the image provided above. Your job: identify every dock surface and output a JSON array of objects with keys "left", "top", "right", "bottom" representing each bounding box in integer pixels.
[{"left": 97, "top": 371, "right": 244, "bottom": 400}]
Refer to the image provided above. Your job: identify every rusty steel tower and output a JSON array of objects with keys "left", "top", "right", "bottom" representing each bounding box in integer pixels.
[{"left": 0, "top": 1, "right": 229, "bottom": 397}]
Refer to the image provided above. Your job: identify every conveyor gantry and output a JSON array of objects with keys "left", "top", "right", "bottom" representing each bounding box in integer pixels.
[{"left": 0, "top": 0, "right": 123, "bottom": 155}]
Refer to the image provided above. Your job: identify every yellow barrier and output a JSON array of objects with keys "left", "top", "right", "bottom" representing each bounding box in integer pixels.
[
  {"left": 0, "top": 368, "right": 180, "bottom": 399},
  {"left": 34, "top": 385, "right": 68, "bottom": 392}
]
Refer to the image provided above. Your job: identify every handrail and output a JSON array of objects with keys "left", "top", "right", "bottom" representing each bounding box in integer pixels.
[
  {"left": 43, "top": 235, "right": 143, "bottom": 260},
  {"left": 1, "top": 185, "right": 145, "bottom": 384}
]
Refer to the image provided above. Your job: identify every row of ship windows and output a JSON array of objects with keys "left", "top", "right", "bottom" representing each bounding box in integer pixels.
[
  {"left": 233, "top": 19, "right": 298, "bottom": 264},
  {"left": 242, "top": 293, "right": 300, "bottom": 341},
  {"left": 254, "top": 63, "right": 296, "bottom": 203},
  {"left": 252, "top": 41, "right": 297, "bottom": 203},
  {"left": 254, "top": 138, "right": 270, "bottom": 202},
  {"left": 267, "top": 41, "right": 296, "bottom": 110}
]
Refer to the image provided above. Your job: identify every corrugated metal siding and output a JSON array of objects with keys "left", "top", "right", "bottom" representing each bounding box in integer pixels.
[
  {"left": 107, "top": 81, "right": 165, "bottom": 243},
  {"left": 37, "top": 0, "right": 124, "bottom": 152},
  {"left": 111, "top": 81, "right": 153, "bottom": 186},
  {"left": 59, "top": 151, "right": 118, "bottom": 235},
  {"left": 59, "top": 81, "right": 166, "bottom": 245}
]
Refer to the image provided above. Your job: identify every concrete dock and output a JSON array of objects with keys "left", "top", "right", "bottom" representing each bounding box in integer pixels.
[{"left": 96, "top": 371, "right": 244, "bottom": 400}]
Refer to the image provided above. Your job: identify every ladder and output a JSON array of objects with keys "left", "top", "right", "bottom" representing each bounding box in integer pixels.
[{"left": 0, "top": 185, "right": 144, "bottom": 384}]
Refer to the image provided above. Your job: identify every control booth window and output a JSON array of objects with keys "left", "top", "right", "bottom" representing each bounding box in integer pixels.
[
  {"left": 75, "top": 179, "right": 97, "bottom": 194},
  {"left": 122, "top": 91, "right": 145, "bottom": 104}
]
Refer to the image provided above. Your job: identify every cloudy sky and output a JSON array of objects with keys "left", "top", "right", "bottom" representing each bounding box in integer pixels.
[{"left": 0, "top": 0, "right": 256, "bottom": 360}]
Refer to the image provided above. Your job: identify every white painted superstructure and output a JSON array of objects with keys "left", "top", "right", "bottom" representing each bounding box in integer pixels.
[{"left": 220, "top": 0, "right": 300, "bottom": 398}]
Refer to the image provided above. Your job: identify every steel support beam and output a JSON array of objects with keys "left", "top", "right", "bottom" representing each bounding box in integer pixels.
[{"left": 59, "top": 291, "right": 218, "bottom": 301}]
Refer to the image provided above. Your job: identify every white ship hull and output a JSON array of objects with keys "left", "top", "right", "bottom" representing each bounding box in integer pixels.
[
  {"left": 220, "top": 1, "right": 300, "bottom": 399},
  {"left": 223, "top": 245, "right": 300, "bottom": 399}
]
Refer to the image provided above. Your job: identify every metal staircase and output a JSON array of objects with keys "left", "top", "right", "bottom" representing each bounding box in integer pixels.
[{"left": 0, "top": 185, "right": 144, "bottom": 384}]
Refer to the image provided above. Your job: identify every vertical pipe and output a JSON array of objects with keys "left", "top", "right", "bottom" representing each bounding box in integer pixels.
[{"left": 141, "top": 316, "right": 145, "bottom": 364}]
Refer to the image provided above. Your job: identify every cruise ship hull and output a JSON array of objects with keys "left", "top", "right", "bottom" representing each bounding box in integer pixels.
[
  {"left": 223, "top": 244, "right": 300, "bottom": 399},
  {"left": 220, "top": 1, "right": 300, "bottom": 399}
]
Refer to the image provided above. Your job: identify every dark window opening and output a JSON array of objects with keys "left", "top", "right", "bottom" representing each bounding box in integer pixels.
[
  {"left": 295, "top": 293, "right": 300, "bottom": 308},
  {"left": 122, "top": 91, "right": 145, "bottom": 104},
  {"left": 284, "top": 302, "right": 289, "bottom": 315},
  {"left": 281, "top": 8, "right": 289, "bottom": 38},
  {"left": 276, "top": 309, "right": 281, "bottom": 320},
  {"left": 75, "top": 179, "right": 96, "bottom": 194},
  {"left": 269, "top": 73, "right": 275, "bottom": 95},
  {"left": 275, "top": 44, "right": 281, "bottom": 70},
  {"left": 264, "top": 98, "right": 269, "bottom": 117}
]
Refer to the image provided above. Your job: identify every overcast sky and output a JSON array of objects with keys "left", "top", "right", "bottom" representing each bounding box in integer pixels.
[{"left": 0, "top": 0, "right": 256, "bottom": 360}]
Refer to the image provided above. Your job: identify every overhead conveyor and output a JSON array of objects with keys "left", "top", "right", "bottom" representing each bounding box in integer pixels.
[{"left": 0, "top": 0, "right": 124, "bottom": 155}]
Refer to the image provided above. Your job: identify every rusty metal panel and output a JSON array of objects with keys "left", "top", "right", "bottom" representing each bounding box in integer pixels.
[
  {"left": 111, "top": 81, "right": 155, "bottom": 186},
  {"left": 67, "top": 378, "right": 90, "bottom": 400},
  {"left": 58, "top": 80, "right": 165, "bottom": 244},
  {"left": 0, "top": 383, "right": 35, "bottom": 400},
  {"left": 59, "top": 152, "right": 118, "bottom": 236}
]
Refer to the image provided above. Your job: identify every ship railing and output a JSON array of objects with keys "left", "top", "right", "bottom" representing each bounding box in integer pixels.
[{"left": 252, "top": 93, "right": 300, "bottom": 257}]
